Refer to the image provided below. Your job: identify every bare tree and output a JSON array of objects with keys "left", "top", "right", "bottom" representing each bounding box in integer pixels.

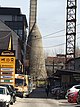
[{"left": 75, "top": 46, "right": 80, "bottom": 57}]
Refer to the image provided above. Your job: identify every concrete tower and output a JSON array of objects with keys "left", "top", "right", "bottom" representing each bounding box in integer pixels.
[{"left": 28, "top": 0, "right": 47, "bottom": 80}]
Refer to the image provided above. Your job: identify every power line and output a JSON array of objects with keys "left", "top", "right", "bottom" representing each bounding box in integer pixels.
[
  {"left": 27, "top": 23, "right": 80, "bottom": 41},
  {"left": 43, "top": 29, "right": 65, "bottom": 38},
  {"left": 43, "top": 31, "right": 80, "bottom": 39},
  {"left": 27, "top": 31, "right": 80, "bottom": 42},
  {"left": 0, "top": 32, "right": 11, "bottom": 40},
  {"left": 27, "top": 35, "right": 80, "bottom": 49},
  {"left": 42, "top": 23, "right": 80, "bottom": 38},
  {"left": 0, "top": 23, "right": 79, "bottom": 40}
]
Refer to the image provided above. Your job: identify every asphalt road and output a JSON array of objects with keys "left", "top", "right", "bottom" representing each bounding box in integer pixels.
[{"left": 10, "top": 88, "right": 80, "bottom": 107}]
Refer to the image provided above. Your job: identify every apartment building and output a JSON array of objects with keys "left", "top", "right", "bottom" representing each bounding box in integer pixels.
[{"left": 0, "top": 7, "right": 28, "bottom": 73}]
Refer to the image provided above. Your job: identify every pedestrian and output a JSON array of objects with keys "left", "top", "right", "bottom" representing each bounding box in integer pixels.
[{"left": 45, "top": 84, "right": 50, "bottom": 97}]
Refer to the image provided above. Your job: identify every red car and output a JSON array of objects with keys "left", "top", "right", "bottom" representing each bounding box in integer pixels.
[{"left": 68, "top": 91, "right": 78, "bottom": 103}]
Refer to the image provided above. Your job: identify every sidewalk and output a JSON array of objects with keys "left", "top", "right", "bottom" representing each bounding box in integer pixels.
[
  {"left": 58, "top": 99, "right": 68, "bottom": 105},
  {"left": 57, "top": 99, "right": 80, "bottom": 106},
  {"left": 29, "top": 87, "right": 68, "bottom": 105}
]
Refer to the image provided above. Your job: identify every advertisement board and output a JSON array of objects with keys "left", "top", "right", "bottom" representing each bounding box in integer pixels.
[{"left": 0, "top": 50, "right": 15, "bottom": 86}]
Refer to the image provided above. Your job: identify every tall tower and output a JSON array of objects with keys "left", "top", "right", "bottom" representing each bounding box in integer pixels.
[
  {"left": 29, "top": 0, "right": 37, "bottom": 32},
  {"left": 27, "top": 0, "right": 47, "bottom": 80},
  {"left": 66, "top": 0, "right": 77, "bottom": 70}
]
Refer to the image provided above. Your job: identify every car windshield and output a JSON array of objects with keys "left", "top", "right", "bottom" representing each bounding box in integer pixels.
[
  {"left": 75, "top": 86, "right": 80, "bottom": 89},
  {"left": 0, "top": 85, "right": 12, "bottom": 92},
  {"left": 0, "top": 88, "right": 5, "bottom": 94}
]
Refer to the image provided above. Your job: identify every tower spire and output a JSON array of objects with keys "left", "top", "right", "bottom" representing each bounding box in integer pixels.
[{"left": 8, "top": 35, "right": 13, "bottom": 50}]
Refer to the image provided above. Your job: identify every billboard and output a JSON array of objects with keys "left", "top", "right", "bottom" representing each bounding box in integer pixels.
[{"left": 0, "top": 50, "right": 15, "bottom": 86}]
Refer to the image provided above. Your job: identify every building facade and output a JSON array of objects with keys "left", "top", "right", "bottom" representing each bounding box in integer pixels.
[
  {"left": 45, "top": 54, "right": 66, "bottom": 77},
  {"left": 0, "top": 7, "right": 28, "bottom": 73}
]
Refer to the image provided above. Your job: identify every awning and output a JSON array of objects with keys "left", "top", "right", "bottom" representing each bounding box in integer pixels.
[{"left": 54, "top": 69, "right": 80, "bottom": 76}]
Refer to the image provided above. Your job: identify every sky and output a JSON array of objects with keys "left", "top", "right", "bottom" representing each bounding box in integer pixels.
[{"left": 0, "top": 0, "right": 80, "bottom": 56}]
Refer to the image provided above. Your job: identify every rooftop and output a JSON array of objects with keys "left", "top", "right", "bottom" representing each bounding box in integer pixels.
[{"left": 0, "top": 7, "right": 21, "bottom": 15}]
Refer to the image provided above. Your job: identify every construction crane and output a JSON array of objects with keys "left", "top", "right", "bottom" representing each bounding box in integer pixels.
[{"left": 66, "top": 0, "right": 77, "bottom": 70}]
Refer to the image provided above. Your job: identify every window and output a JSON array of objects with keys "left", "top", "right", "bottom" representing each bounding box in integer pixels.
[
  {"left": 0, "top": 88, "right": 5, "bottom": 94},
  {"left": 12, "top": 16, "right": 15, "bottom": 21},
  {"left": 18, "top": 30, "right": 23, "bottom": 36},
  {"left": 17, "top": 16, "right": 22, "bottom": 21},
  {"left": 15, "top": 78, "right": 23, "bottom": 86},
  {"left": 75, "top": 86, "right": 80, "bottom": 89}
]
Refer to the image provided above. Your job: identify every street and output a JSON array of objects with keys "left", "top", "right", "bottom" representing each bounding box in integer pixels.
[{"left": 9, "top": 88, "right": 80, "bottom": 107}]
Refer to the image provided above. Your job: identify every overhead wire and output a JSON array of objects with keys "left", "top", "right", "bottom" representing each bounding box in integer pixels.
[
  {"left": 0, "top": 24, "right": 80, "bottom": 49},
  {"left": 0, "top": 23, "right": 80, "bottom": 40},
  {"left": 0, "top": 32, "right": 11, "bottom": 40},
  {"left": 27, "top": 23, "right": 80, "bottom": 41},
  {"left": 27, "top": 34, "right": 80, "bottom": 49}
]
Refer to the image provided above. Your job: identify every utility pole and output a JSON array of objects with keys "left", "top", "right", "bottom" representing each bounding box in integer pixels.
[
  {"left": 66, "top": 0, "right": 77, "bottom": 70},
  {"left": 53, "top": 59, "right": 54, "bottom": 74}
]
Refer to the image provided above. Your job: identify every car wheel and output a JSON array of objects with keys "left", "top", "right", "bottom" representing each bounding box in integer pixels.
[
  {"left": 26, "top": 95, "right": 29, "bottom": 98},
  {"left": 13, "top": 99, "right": 15, "bottom": 103},
  {"left": 10, "top": 102, "right": 13, "bottom": 105},
  {"left": 77, "top": 96, "right": 80, "bottom": 104},
  {"left": 10, "top": 97, "right": 13, "bottom": 105},
  {"left": 7, "top": 104, "right": 9, "bottom": 107},
  {"left": 13, "top": 97, "right": 16, "bottom": 103},
  {"left": 20, "top": 94, "right": 23, "bottom": 98}
]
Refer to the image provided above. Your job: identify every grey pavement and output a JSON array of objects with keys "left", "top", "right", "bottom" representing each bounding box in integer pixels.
[
  {"left": 29, "top": 87, "right": 67, "bottom": 105},
  {"left": 29, "top": 87, "right": 80, "bottom": 106},
  {"left": 29, "top": 87, "right": 54, "bottom": 98},
  {"left": 10, "top": 88, "right": 80, "bottom": 107}
]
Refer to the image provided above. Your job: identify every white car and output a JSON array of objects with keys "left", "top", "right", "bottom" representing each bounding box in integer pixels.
[
  {"left": 66, "top": 85, "right": 80, "bottom": 98},
  {"left": 0, "top": 86, "right": 11, "bottom": 107}
]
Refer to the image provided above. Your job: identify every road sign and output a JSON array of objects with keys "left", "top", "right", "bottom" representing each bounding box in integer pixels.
[
  {"left": 1, "top": 76, "right": 13, "bottom": 78},
  {"left": 1, "top": 68, "right": 14, "bottom": 71}
]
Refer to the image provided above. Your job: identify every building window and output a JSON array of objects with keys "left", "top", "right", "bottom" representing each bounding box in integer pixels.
[
  {"left": 17, "top": 16, "right": 23, "bottom": 21},
  {"left": 12, "top": 16, "right": 15, "bottom": 21},
  {"left": 18, "top": 29, "right": 23, "bottom": 37}
]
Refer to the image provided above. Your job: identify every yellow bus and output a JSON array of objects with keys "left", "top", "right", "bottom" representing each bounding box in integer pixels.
[{"left": 15, "top": 74, "right": 30, "bottom": 98}]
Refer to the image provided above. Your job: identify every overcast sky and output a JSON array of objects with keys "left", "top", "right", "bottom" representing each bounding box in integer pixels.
[{"left": 0, "top": 0, "right": 80, "bottom": 55}]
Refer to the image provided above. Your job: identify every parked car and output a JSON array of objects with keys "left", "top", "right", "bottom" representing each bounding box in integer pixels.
[
  {"left": 65, "top": 85, "right": 80, "bottom": 99},
  {"left": 0, "top": 84, "right": 16, "bottom": 104},
  {"left": 68, "top": 91, "right": 78, "bottom": 103},
  {"left": 50, "top": 85, "right": 60, "bottom": 95},
  {"left": 51, "top": 86, "right": 66, "bottom": 99},
  {"left": 0, "top": 86, "right": 11, "bottom": 107},
  {"left": 56, "top": 87, "right": 67, "bottom": 99}
]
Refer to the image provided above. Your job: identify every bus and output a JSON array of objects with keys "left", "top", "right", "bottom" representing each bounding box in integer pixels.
[{"left": 15, "top": 74, "right": 31, "bottom": 98}]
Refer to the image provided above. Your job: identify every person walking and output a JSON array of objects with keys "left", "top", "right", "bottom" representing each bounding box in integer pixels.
[{"left": 45, "top": 84, "right": 50, "bottom": 97}]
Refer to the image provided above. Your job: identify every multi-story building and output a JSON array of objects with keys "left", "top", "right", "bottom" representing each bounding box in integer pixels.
[
  {"left": 45, "top": 54, "right": 66, "bottom": 77},
  {"left": 0, "top": 7, "right": 28, "bottom": 73}
]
